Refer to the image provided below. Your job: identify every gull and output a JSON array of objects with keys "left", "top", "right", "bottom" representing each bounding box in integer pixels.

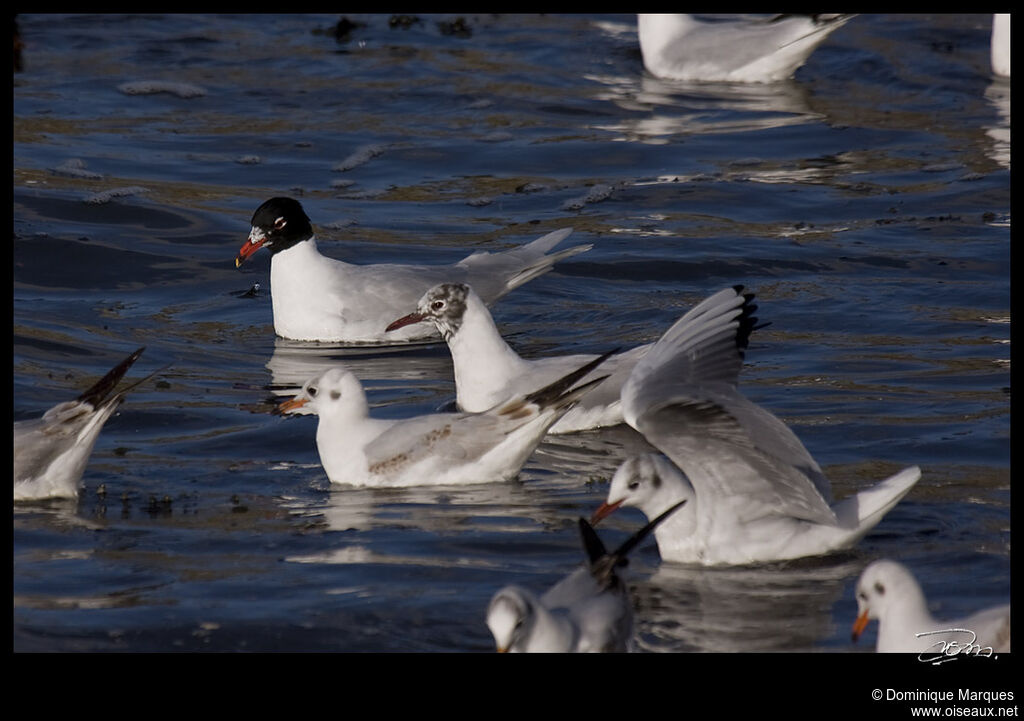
[
  {"left": 637, "top": 14, "right": 855, "bottom": 83},
  {"left": 485, "top": 500, "right": 685, "bottom": 653},
  {"left": 235, "top": 197, "right": 591, "bottom": 344},
  {"left": 991, "top": 14, "right": 1010, "bottom": 78},
  {"left": 15, "top": 347, "right": 147, "bottom": 501},
  {"left": 852, "top": 559, "right": 1010, "bottom": 653},
  {"left": 276, "top": 350, "right": 614, "bottom": 487},
  {"left": 386, "top": 282, "right": 650, "bottom": 433},
  {"left": 590, "top": 286, "right": 921, "bottom": 565}
]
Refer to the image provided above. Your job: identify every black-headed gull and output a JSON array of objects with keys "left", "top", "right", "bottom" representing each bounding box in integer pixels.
[
  {"left": 386, "top": 282, "right": 649, "bottom": 433},
  {"left": 14, "top": 347, "right": 146, "bottom": 501},
  {"left": 276, "top": 350, "right": 614, "bottom": 487},
  {"left": 992, "top": 14, "right": 1010, "bottom": 78},
  {"left": 637, "top": 14, "right": 855, "bottom": 83},
  {"left": 590, "top": 286, "right": 921, "bottom": 565},
  {"left": 852, "top": 559, "right": 1010, "bottom": 653},
  {"left": 485, "top": 500, "right": 685, "bottom": 653},
  {"left": 235, "top": 197, "right": 591, "bottom": 344}
]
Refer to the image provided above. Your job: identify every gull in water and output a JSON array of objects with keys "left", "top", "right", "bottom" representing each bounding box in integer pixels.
[
  {"left": 852, "top": 559, "right": 1010, "bottom": 653},
  {"left": 15, "top": 347, "right": 147, "bottom": 501},
  {"left": 485, "top": 500, "right": 685, "bottom": 653},
  {"left": 637, "top": 14, "right": 855, "bottom": 83},
  {"left": 590, "top": 286, "right": 921, "bottom": 565},
  {"left": 991, "top": 13, "right": 1010, "bottom": 78},
  {"left": 235, "top": 197, "right": 591, "bottom": 344},
  {"left": 276, "top": 350, "right": 614, "bottom": 487},
  {"left": 386, "top": 282, "right": 650, "bottom": 433}
]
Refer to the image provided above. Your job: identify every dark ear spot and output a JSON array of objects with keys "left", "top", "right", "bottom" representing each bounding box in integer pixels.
[
  {"left": 330, "top": 390, "right": 341, "bottom": 400},
  {"left": 874, "top": 582, "right": 885, "bottom": 595}
]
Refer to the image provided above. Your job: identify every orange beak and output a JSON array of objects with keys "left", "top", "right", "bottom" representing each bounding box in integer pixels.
[
  {"left": 277, "top": 397, "right": 309, "bottom": 414},
  {"left": 386, "top": 311, "right": 425, "bottom": 332},
  {"left": 589, "top": 499, "right": 623, "bottom": 525},
  {"left": 851, "top": 609, "right": 870, "bottom": 643}
]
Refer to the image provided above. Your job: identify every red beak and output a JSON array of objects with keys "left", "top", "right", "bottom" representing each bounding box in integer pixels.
[
  {"left": 589, "top": 499, "right": 623, "bottom": 525},
  {"left": 235, "top": 233, "right": 267, "bottom": 268},
  {"left": 386, "top": 311, "right": 426, "bottom": 332}
]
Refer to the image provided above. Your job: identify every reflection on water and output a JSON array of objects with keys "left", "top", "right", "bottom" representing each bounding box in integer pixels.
[
  {"left": 587, "top": 73, "right": 821, "bottom": 141},
  {"left": 632, "top": 556, "right": 863, "bottom": 653}
]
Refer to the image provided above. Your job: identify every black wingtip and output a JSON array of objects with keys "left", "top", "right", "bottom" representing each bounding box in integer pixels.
[
  {"left": 76, "top": 346, "right": 146, "bottom": 407},
  {"left": 523, "top": 347, "right": 620, "bottom": 407},
  {"left": 578, "top": 517, "right": 608, "bottom": 567},
  {"left": 610, "top": 499, "right": 687, "bottom": 561}
]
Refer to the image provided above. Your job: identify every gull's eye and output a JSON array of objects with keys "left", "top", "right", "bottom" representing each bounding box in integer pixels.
[
  {"left": 627, "top": 480, "right": 640, "bottom": 490},
  {"left": 431, "top": 299, "right": 446, "bottom": 312},
  {"left": 273, "top": 216, "right": 287, "bottom": 231},
  {"left": 307, "top": 385, "right": 318, "bottom": 397}
]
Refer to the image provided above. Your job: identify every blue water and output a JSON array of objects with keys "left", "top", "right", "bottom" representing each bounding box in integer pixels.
[{"left": 13, "top": 14, "right": 1010, "bottom": 657}]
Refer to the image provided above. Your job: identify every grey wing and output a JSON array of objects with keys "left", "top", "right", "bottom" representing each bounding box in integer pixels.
[
  {"left": 634, "top": 395, "right": 835, "bottom": 526},
  {"left": 334, "top": 260, "right": 469, "bottom": 325},
  {"left": 565, "top": 344, "right": 649, "bottom": 411},
  {"left": 621, "top": 286, "right": 831, "bottom": 502},
  {"left": 668, "top": 15, "right": 846, "bottom": 71},
  {"left": 455, "top": 228, "right": 591, "bottom": 302},
  {"left": 14, "top": 403, "right": 87, "bottom": 478},
  {"left": 621, "top": 287, "right": 753, "bottom": 427},
  {"left": 361, "top": 410, "right": 519, "bottom": 474}
]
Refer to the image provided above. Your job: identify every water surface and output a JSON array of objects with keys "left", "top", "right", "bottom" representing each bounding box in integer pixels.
[{"left": 13, "top": 13, "right": 1010, "bottom": 655}]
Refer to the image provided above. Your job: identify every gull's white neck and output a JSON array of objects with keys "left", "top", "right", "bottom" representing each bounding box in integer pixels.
[
  {"left": 269, "top": 236, "right": 347, "bottom": 341},
  {"left": 875, "top": 585, "right": 935, "bottom": 653},
  {"left": 313, "top": 389, "right": 392, "bottom": 484},
  {"left": 448, "top": 293, "right": 530, "bottom": 411}
]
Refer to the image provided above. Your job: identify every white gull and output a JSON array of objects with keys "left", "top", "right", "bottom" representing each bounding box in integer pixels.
[
  {"left": 486, "top": 500, "right": 685, "bottom": 653},
  {"left": 236, "top": 197, "right": 590, "bottom": 345},
  {"left": 276, "top": 351, "right": 613, "bottom": 487},
  {"left": 386, "top": 282, "right": 649, "bottom": 433},
  {"left": 15, "top": 347, "right": 147, "bottom": 501},
  {"left": 637, "top": 14, "right": 855, "bottom": 83},
  {"left": 591, "top": 286, "right": 921, "bottom": 565},
  {"left": 852, "top": 559, "right": 1010, "bottom": 653}
]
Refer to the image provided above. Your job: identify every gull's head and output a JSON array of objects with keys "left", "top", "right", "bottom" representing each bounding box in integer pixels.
[
  {"left": 386, "top": 282, "right": 470, "bottom": 341},
  {"left": 591, "top": 453, "right": 692, "bottom": 526},
  {"left": 485, "top": 586, "right": 534, "bottom": 653},
  {"left": 852, "top": 559, "right": 921, "bottom": 642},
  {"left": 277, "top": 367, "right": 365, "bottom": 417},
  {"left": 236, "top": 197, "right": 314, "bottom": 267}
]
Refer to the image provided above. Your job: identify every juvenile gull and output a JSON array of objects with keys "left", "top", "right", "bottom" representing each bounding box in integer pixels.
[
  {"left": 387, "top": 282, "right": 649, "bottom": 433},
  {"left": 276, "top": 351, "right": 614, "bottom": 487}
]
